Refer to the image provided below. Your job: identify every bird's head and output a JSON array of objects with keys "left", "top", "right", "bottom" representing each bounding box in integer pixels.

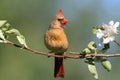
[
  {"left": 50, "top": 9, "right": 68, "bottom": 29},
  {"left": 55, "top": 9, "right": 68, "bottom": 25}
]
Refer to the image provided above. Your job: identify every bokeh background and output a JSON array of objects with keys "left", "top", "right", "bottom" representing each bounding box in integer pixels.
[{"left": 0, "top": 0, "right": 120, "bottom": 80}]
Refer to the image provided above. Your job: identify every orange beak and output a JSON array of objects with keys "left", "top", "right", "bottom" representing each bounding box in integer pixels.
[{"left": 61, "top": 18, "right": 68, "bottom": 24}]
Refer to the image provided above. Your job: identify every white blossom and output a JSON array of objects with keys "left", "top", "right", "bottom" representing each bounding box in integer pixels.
[
  {"left": 96, "top": 21, "right": 119, "bottom": 45},
  {"left": 96, "top": 29, "right": 105, "bottom": 39}
]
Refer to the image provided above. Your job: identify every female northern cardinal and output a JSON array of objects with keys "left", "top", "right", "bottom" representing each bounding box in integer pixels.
[{"left": 44, "top": 9, "right": 68, "bottom": 78}]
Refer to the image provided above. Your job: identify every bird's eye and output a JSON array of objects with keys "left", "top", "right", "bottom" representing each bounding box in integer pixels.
[{"left": 57, "top": 18, "right": 63, "bottom": 21}]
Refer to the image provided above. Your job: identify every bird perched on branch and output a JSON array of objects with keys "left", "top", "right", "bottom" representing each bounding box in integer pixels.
[{"left": 44, "top": 9, "right": 68, "bottom": 78}]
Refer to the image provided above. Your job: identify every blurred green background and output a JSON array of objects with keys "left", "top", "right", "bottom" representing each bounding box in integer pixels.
[{"left": 0, "top": 0, "right": 120, "bottom": 80}]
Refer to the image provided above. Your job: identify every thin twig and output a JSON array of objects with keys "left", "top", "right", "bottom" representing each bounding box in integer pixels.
[
  {"left": 114, "top": 40, "right": 120, "bottom": 47},
  {"left": 4, "top": 39, "right": 80, "bottom": 59},
  {"left": 3, "top": 39, "right": 120, "bottom": 59},
  {"left": 69, "top": 52, "right": 80, "bottom": 55}
]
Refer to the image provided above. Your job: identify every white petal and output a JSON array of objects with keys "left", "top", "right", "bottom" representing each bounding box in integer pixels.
[
  {"left": 109, "top": 36, "right": 115, "bottom": 41},
  {"left": 109, "top": 21, "right": 114, "bottom": 26},
  {"left": 96, "top": 29, "right": 104, "bottom": 38},
  {"left": 103, "top": 37, "right": 110, "bottom": 44},
  {"left": 96, "top": 33, "right": 103, "bottom": 38},
  {"left": 112, "top": 28, "right": 118, "bottom": 34},
  {"left": 102, "top": 24, "right": 110, "bottom": 32},
  {"left": 114, "top": 22, "right": 119, "bottom": 28}
]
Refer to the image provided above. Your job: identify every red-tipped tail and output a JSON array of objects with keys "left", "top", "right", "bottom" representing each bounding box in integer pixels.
[{"left": 54, "top": 57, "right": 64, "bottom": 78}]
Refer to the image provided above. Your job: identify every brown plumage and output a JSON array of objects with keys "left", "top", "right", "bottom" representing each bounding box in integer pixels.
[{"left": 44, "top": 9, "right": 68, "bottom": 78}]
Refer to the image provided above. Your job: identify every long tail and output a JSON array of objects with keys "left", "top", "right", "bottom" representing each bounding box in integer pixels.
[{"left": 54, "top": 57, "right": 64, "bottom": 78}]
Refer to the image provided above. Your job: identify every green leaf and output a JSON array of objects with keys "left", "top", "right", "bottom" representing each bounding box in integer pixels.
[
  {"left": 0, "top": 21, "right": 27, "bottom": 46},
  {"left": 6, "top": 29, "right": 21, "bottom": 35},
  {"left": 101, "top": 59, "right": 112, "bottom": 71},
  {"left": 17, "top": 35, "right": 27, "bottom": 46},
  {"left": 0, "top": 20, "right": 7, "bottom": 27},
  {"left": 92, "top": 27, "right": 98, "bottom": 34},
  {"left": 81, "top": 41, "right": 97, "bottom": 54},
  {"left": 100, "top": 43, "right": 110, "bottom": 53},
  {"left": 0, "top": 30, "right": 5, "bottom": 43},
  {"left": 2, "top": 23, "right": 11, "bottom": 31},
  {"left": 82, "top": 48, "right": 91, "bottom": 54},
  {"left": 88, "top": 62, "right": 98, "bottom": 79},
  {"left": 92, "top": 26, "right": 104, "bottom": 34},
  {"left": 88, "top": 41, "right": 97, "bottom": 50},
  {"left": 6, "top": 28, "right": 27, "bottom": 46}
]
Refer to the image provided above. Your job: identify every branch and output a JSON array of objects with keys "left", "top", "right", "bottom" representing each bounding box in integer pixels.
[
  {"left": 3, "top": 39, "right": 120, "bottom": 59},
  {"left": 114, "top": 40, "right": 120, "bottom": 47}
]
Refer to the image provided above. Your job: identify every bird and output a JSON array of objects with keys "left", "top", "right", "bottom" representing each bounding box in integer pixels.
[{"left": 44, "top": 9, "right": 68, "bottom": 78}]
